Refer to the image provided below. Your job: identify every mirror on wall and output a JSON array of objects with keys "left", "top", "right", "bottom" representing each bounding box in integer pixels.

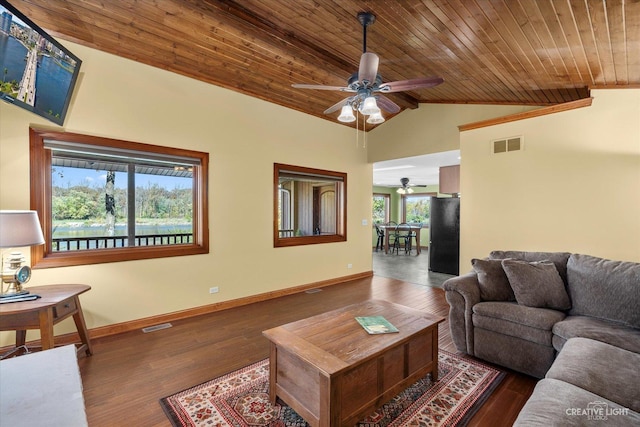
[{"left": 274, "top": 163, "right": 346, "bottom": 247}]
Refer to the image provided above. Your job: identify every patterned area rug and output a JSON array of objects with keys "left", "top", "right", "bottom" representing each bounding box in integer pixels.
[{"left": 160, "top": 350, "right": 504, "bottom": 427}]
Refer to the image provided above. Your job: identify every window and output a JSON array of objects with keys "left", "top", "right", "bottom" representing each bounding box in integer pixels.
[
  {"left": 372, "top": 193, "right": 390, "bottom": 224},
  {"left": 274, "top": 163, "right": 346, "bottom": 247},
  {"left": 29, "top": 128, "right": 209, "bottom": 268},
  {"left": 402, "top": 193, "right": 436, "bottom": 225}
]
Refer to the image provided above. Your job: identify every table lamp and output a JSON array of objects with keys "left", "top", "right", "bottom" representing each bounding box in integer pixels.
[{"left": 0, "top": 210, "right": 45, "bottom": 297}]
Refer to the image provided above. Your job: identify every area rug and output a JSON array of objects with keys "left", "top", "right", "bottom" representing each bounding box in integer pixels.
[{"left": 160, "top": 350, "right": 504, "bottom": 427}]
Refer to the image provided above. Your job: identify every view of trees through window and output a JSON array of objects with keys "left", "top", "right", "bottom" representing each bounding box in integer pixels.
[
  {"left": 372, "top": 194, "right": 389, "bottom": 224},
  {"left": 51, "top": 164, "right": 193, "bottom": 251},
  {"left": 403, "top": 195, "right": 432, "bottom": 224},
  {"left": 30, "top": 127, "right": 209, "bottom": 268}
]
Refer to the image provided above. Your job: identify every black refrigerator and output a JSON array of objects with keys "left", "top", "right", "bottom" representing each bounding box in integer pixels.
[{"left": 429, "top": 197, "right": 460, "bottom": 275}]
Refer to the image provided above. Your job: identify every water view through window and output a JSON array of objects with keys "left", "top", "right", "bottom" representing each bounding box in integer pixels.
[{"left": 51, "top": 163, "right": 193, "bottom": 251}]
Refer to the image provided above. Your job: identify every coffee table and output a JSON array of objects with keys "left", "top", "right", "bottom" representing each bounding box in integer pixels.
[{"left": 262, "top": 299, "right": 444, "bottom": 427}]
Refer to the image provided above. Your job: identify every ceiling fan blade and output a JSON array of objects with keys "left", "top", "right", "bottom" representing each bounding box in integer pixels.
[
  {"left": 378, "top": 77, "right": 444, "bottom": 93},
  {"left": 376, "top": 95, "right": 401, "bottom": 113},
  {"left": 291, "top": 83, "right": 355, "bottom": 92},
  {"left": 323, "top": 97, "right": 352, "bottom": 114},
  {"left": 358, "top": 52, "right": 379, "bottom": 85}
]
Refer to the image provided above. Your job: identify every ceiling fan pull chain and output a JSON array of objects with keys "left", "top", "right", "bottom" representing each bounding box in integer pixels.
[
  {"left": 355, "top": 112, "right": 359, "bottom": 147},
  {"left": 363, "top": 116, "right": 367, "bottom": 148}
]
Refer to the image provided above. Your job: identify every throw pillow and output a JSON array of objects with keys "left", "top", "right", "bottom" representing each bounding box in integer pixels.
[
  {"left": 501, "top": 259, "right": 571, "bottom": 310},
  {"left": 471, "top": 258, "right": 516, "bottom": 301},
  {"left": 489, "top": 251, "right": 571, "bottom": 284}
]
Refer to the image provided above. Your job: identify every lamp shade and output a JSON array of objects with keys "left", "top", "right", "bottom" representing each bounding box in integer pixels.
[
  {"left": 337, "top": 105, "right": 356, "bottom": 123},
  {"left": 366, "top": 111, "right": 385, "bottom": 124},
  {"left": 360, "top": 96, "right": 380, "bottom": 115},
  {"left": 0, "top": 210, "right": 45, "bottom": 248}
]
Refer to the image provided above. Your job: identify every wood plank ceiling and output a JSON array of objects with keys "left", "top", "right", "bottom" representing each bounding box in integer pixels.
[{"left": 10, "top": 0, "right": 640, "bottom": 127}]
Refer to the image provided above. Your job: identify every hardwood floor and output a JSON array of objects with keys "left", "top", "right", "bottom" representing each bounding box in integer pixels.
[{"left": 77, "top": 276, "right": 537, "bottom": 426}]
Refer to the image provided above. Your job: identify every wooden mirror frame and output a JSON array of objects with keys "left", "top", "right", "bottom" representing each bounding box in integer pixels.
[{"left": 273, "top": 163, "right": 347, "bottom": 247}]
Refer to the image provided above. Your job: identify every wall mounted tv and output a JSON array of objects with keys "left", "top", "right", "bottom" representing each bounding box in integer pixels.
[{"left": 0, "top": 0, "right": 81, "bottom": 125}]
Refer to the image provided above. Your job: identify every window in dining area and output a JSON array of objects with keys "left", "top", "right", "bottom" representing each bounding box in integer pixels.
[
  {"left": 372, "top": 193, "right": 390, "bottom": 224},
  {"left": 402, "top": 194, "right": 435, "bottom": 225}
]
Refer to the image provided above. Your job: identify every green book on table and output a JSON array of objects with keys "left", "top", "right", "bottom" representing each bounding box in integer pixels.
[{"left": 355, "top": 316, "right": 399, "bottom": 334}]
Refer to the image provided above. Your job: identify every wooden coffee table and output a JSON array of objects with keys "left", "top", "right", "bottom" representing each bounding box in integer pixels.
[{"left": 262, "top": 299, "right": 444, "bottom": 427}]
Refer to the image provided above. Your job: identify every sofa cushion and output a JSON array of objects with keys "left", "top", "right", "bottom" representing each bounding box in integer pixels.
[
  {"left": 567, "top": 254, "right": 640, "bottom": 328},
  {"left": 546, "top": 337, "right": 640, "bottom": 412},
  {"left": 471, "top": 258, "right": 515, "bottom": 301},
  {"left": 473, "top": 302, "right": 564, "bottom": 346},
  {"left": 501, "top": 259, "right": 571, "bottom": 310},
  {"left": 474, "top": 328, "right": 556, "bottom": 378},
  {"left": 490, "top": 250, "right": 571, "bottom": 284},
  {"left": 514, "top": 378, "right": 640, "bottom": 426},
  {"left": 552, "top": 315, "right": 640, "bottom": 353}
]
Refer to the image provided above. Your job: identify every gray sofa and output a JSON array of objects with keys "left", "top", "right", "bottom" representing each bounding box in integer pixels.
[
  {"left": 514, "top": 337, "right": 640, "bottom": 425},
  {"left": 444, "top": 251, "right": 640, "bottom": 425}
]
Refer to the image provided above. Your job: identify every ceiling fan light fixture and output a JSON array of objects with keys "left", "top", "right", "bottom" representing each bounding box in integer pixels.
[
  {"left": 291, "top": 12, "right": 443, "bottom": 126},
  {"left": 360, "top": 96, "right": 380, "bottom": 115},
  {"left": 366, "top": 111, "right": 385, "bottom": 124},
  {"left": 337, "top": 105, "right": 356, "bottom": 122}
]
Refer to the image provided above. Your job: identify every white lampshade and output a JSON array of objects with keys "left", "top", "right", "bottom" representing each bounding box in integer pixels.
[
  {"left": 337, "top": 105, "right": 356, "bottom": 123},
  {"left": 396, "top": 187, "right": 413, "bottom": 195},
  {"left": 366, "top": 111, "right": 385, "bottom": 124},
  {"left": 0, "top": 210, "right": 45, "bottom": 248},
  {"left": 360, "top": 96, "right": 380, "bottom": 115}
]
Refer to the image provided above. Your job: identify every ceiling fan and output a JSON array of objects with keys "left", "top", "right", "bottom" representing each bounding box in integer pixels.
[
  {"left": 292, "top": 12, "right": 444, "bottom": 124},
  {"left": 396, "top": 177, "right": 427, "bottom": 194}
]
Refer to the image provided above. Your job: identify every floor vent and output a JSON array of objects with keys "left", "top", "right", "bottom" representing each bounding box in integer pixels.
[
  {"left": 305, "top": 288, "right": 322, "bottom": 294},
  {"left": 142, "top": 323, "right": 173, "bottom": 333},
  {"left": 492, "top": 136, "right": 523, "bottom": 154}
]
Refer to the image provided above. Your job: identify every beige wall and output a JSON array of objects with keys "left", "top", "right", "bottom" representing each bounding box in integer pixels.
[
  {"left": 367, "top": 103, "right": 536, "bottom": 163},
  {"left": 459, "top": 89, "right": 640, "bottom": 270},
  {"left": 0, "top": 41, "right": 373, "bottom": 344}
]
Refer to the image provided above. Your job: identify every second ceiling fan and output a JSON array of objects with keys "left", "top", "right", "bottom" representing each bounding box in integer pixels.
[
  {"left": 396, "top": 177, "right": 427, "bottom": 194},
  {"left": 292, "top": 12, "right": 444, "bottom": 124}
]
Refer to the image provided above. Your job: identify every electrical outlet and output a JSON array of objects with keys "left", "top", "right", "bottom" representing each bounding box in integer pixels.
[
  {"left": 209, "top": 287, "right": 219, "bottom": 294},
  {"left": 347, "top": 263, "right": 353, "bottom": 269}
]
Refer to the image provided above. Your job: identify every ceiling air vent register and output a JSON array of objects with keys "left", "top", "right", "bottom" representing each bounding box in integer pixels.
[{"left": 492, "top": 136, "right": 523, "bottom": 154}]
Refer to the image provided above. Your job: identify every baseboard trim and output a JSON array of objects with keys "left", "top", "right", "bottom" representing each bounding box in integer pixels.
[{"left": 3, "top": 271, "right": 373, "bottom": 351}]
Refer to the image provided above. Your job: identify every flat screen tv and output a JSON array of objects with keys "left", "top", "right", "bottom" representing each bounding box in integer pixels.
[{"left": 0, "top": 0, "right": 81, "bottom": 125}]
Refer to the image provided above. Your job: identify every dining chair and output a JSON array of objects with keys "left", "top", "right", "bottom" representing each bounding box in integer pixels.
[
  {"left": 384, "top": 221, "right": 398, "bottom": 254},
  {"left": 392, "top": 223, "right": 411, "bottom": 255},
  {"left": 374, "top": 223, "right": 385, "bottom": 252}
]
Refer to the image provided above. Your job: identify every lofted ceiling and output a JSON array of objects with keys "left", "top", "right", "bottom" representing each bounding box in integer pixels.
[{"left": 8, "top": 0, "right": 640, "bottom": 128}]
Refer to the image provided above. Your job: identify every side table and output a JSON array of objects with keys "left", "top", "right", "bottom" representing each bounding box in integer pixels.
[{"left": 0, "top": 284, "right": 93, "bottom": 356}]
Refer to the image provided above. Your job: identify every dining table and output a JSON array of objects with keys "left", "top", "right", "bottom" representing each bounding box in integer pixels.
[{"left": 378, "top": 224, "right": 422, "bottom": 255}]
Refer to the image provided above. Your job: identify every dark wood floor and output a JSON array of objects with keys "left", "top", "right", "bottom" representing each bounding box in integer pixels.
[{"left": 77, "top": 275, "right": 537, "bottom": 426}]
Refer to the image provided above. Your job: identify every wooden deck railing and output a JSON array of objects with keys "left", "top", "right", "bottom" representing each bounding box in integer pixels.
[{"left": 52, "top": 233, "right": 193, "bottom": 251}]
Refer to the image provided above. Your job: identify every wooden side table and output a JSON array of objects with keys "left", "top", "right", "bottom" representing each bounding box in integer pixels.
[{"left": 0, "top": 284, "right": 93, "bottom": 356}]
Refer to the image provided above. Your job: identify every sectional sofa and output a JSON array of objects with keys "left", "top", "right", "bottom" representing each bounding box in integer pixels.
[{"left": 443, "top": 251, "right": 640, "bottom": 425}]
